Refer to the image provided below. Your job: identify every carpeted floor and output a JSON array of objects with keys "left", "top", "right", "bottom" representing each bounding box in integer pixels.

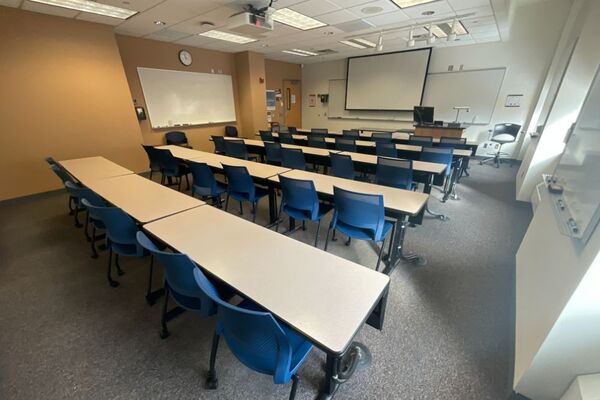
[{"left": 0, "top": 162, "right": 532, "bottom": 400}]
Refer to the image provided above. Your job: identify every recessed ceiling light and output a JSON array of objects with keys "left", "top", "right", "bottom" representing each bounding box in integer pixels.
[
  {"left": 29, "top": 0, "right": 137, "bottom": 19},
  {"left": 291, "top": 48, "right": 319, "bottom": 56},
  {"left": 154, "top": 20, "right": 165, "bottom": 25},
  {"left": 421, "top": 10, "right": 435, "bottom": 16},
  {"left": 272, "top": 8, "right": 327, "bottom": 30},
  {"left": 390, "top": 0, "right": 438, "bottom": 9},
  {"left": 361, "top": 6, "right": 383, "bottom": 14},
  {"left": 353, "top": 38, "right": 376, "bottom": 47},
  {"left": 199, "top": 30, "right": 257, "bottom": 44},
  {"left": 282, "top": 50, "right": 310, "bottom": 57},
  {"left": 339, "top": 40, "right": 367, "bottom": 49}
]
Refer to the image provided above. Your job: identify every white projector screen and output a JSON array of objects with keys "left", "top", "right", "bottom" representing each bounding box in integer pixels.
[
  {"left": 345, "top": 48, "right": 431, "bottom": 111},
  {"left": 137, "top": 67, "right": 236, "bottom": 129}
]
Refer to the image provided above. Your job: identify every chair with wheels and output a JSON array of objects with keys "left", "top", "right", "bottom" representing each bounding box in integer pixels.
[
  {"left": 259, "top": 130, "right": 275, "bottom": 142},
  {"left": 141, "top": 145, "right": 162, "bottom": 180},
  {"left": 81, "top": 199, "right": 153, "bottom": 294},
  {"left": 324, "top": 186, "right": 394, "bottom": 271},
  {"left": 281, "top": 148, "right": 306, "bottom": 170},
  {"left": 408, "top": 135, "right": 433, "bottom": 146},
  {"left": 371, "top": 132, "right": 392, "bottom": 143},
  {"left": 335, "top": 137, "right": 357, "bottom": 152},
  {"left": 278, "top": 132, "right": 295, "bottom": 145},
  {"left": 375, "top": 142, "right": 398, "bottom": 158},
  {"left": 155, "top": 148, "right": 190, "bottom": 191},
  {"left": 165, "top": 131, "right": 191, "bottom": 148},
  {"left": 188, "top": 161, "right": 226, "bottom": 207},
  {"left": 264, "top": 142, "right": 283, "bottom": 166},
  {"left": 193, "top": 267, "right": 312, "bottom": 400},
  {"left": 222, "top": 164, "right": 269, "bottom": 223},
  {"left": 375, "top": 157, "right": 414, "bottom": 190},
  {"left": 211, "top": 136, "right": 227, "bottom": 155},
  {"left": 480, "top": 123, "right": 521, "bottom": 168},
  {"left": 64, "top": 181, "right": 107, "bottom": 258},
  {"left": 329, "top": 152, "right": 355, "bottom": 180},
  {"left": 276, "top": 175, "right": 333, "bottom": 247},
  {"left": 224, "top": 139, "right": 257, "bottom": 161},
  {"left": 342, "top": 130, "right": 359, "bottom": 139}
]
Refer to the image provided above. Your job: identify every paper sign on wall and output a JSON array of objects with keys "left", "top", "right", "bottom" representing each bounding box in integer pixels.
[
  {"left": 308, "top": 94, "right": 316, "bottom": 107},
  {"left": 291, "top": 94, "right": 296, "bottom": 105}
]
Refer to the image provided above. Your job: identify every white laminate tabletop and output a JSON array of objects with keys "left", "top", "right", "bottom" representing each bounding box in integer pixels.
[
  {"left": 224, "top": 137, "right": 340, "bottom": 157},
  {"left": 58, "top": 156, "right": 133, "bottom": 184},
  {"left": 84, "top": 174, "right": 205, "bottom": 224},
  {"left": 269, "top": 169, "right": 428, "bottom": 216},
  {"left": 144, "top": 205, "right": 390, "bottom": 354},
  {"left": 339, "top": 151, "right": 447, "bottom": 175}
]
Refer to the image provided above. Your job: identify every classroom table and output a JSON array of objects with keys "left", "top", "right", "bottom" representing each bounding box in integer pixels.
[
  {"left": 58, "top": 156, "right": 133, "bottom": 184},
  {"left": 144, "top": 205, "right": 390, "bottom": 399},
  {"left": 223, "top": 137, "right": 339, "bottom": 158},
  {"left": 268, "top": 169, "right": 429, "bottom": 268}
]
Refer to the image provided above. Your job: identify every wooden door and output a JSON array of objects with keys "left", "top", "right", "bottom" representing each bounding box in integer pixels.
[{"left": 283, "top": 80, "right": 301, "bottom": 129}]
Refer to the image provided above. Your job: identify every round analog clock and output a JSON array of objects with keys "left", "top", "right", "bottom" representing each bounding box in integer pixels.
[{"left": 178, "top": 50, "right": 192, "bottom": 66}]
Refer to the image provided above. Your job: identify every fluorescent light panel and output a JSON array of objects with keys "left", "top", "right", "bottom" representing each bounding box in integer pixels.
[
  {"left": 390, "top": 0, "right": 438, "bottom": 8},
  {"left": 353, "top": 38, "right": 376, "bottom": 47},
  {"left": 272, "top": 8, "right": 327, "bottom": 30},
  {"left": 282, "top": 50, "right": 310, "bottom": 57},
  {"left": 339, "top": 40, "right": 367, "bottom": 49},
  {"left": 30, "top": 0, "right": 137, "bottom": 18},
  {"left": 291, "top": 48, "right": 319, "bottom": 56},
  {"left": 429, "top": 25, "right": 447, "bottom": 38},
  {"left": 199, "top": 30, "right": 257, "bottom": 44},
  {"left": 426, "top": 21, "right": 469, "bottom": 38}
]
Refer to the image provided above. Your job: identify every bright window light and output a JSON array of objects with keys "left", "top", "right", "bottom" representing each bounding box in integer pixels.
[
  {"left": 29, "top": 0, "right": 137, "bottom": 19},
  {"left": 291, "top": 48, "right": 319, "bottom": 56},
  {"left": 353, "top": 38, "right": 376, "bottom": 47},
  {"left": 390, "top": 0, "right": 438, "bottom": 8},
  {"left": 282, "top": 50, "right": 310, "bottom": 57},
  {"left": 199, "top": 30, "right": 257, "bottom": 44},
  {"left": 272, "top": 8, "right": 327, "bottom": 30},
  {"left": 339, "top": 40, "right": 367, "bottom": 49}
]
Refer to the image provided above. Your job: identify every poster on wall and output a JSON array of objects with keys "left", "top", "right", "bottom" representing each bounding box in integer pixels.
[{"left": 308, "top": 94, "right": 316, "bottom": 107}]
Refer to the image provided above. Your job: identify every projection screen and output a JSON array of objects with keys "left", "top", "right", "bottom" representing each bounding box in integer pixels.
[{"left": 345, "top": 48, "right": 432, "bottom": 111}]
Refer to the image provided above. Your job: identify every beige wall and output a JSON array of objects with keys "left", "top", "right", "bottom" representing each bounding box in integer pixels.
[
  {"left": 116, "top": 35, "right": 243, "bottom": 151},
  {"left": 0, "top": 7, "right": 146, "bottom": 201},
  {"left": 234, "top": 51, "right": 269, "bottom": 137},
  {"left": 265, "top": 59, "right": 302, "bottom": 125}
]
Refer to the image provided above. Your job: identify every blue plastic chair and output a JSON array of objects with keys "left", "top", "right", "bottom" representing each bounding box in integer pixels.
[
  {"left": 276, "top": 175, "right": 333, "bottom": 247},
  {"left": 342, "top": 130, "right": 359, "bottom": 139},
  {"left": 136, "top": 232, "right": 234, "bottom": 339},
  {"left": 371, "top": 132, "right": 392, "bottom": 143},
  {"left": 222, "top": 164, "right": 268, "bottom": 222},
  {"left": 193, "top": 267, "right": 312, "bottom": 400},
  {"left": 64, "top": 181, "right": 106, "bottom": 258},
  {"left": 329, "top": 152, "right": 355, "bottom": 180},
  {"left": 81, "top": 199, "right": 152, "bottom": 291},
  {"left": 259, "top": 130, "right": 275, "bottom": 142},
  {"left": 375, "top": 142, "right": 397, "bottom": 158},
  {"left": 311, "top": 128, "right": 328, "bottom": 134},
  {"left": 48, "top": 163, "right": 76, "bottom": 215},
  {"left": 325, "top": 186, "right": 394, "bottom": 271},
  {"left": 278, "top": 132, "right": 295, "bottom": 145},
  {"left": 287, "top": 126, "right": 297, "bottom": 134},
  {"left": 420, "top": 146, "right": 454, "bottom": 191},
  {"left": 307, "top": 135, "right": 327, "bottom": 149},
  {"left": 439, "top": 137, "right": 467, "bottom": 149},
  {"left": 155, "top": 148, "right": 190, "bottom": 190},
  {"left": 224, "top": 139, "right": 257, "bottom": 161},
  {"left": 335, "top": 137, "right": 357, "bottom": 152},
  {"left": 212, "top": 136, "right": 226, "bottom": 154},
  {"left": 281, "top": 148, "right": 306, "bottom": 170},
  {"left": 188, "top": 161, "right": 226, "bottom": 206},
  {"left": 165, "top": 131, "right": 191, "bottom": 148},
  {"left": 375, "top": 157, "right": 414, "bottom": 190},
  {"left": 409, "top": 135, "right": 433, "bottom": 146},
  {"left": 265, "top": 142, "right": 283, "bottom": 166},
  {"left": 142, "top": 145, "right": 162, "bottom": 180}
]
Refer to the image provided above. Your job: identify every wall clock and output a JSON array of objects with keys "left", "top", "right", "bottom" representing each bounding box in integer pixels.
[{"left": 179, "top": 50, "right": 192, "bottom": 66}]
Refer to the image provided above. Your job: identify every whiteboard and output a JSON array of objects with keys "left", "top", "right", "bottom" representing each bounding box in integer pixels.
[
  {"left": 551, "top": 65, "right": 600, "bottom": 243},
  {"left": 422, "top": 68, "right": 506, "bottom": 124},
  {"left": 328, "top": 67, "right": 505, "bottom": 124},
  {"left": 137, "top": 67, "right": 236, "bottom": 129}
]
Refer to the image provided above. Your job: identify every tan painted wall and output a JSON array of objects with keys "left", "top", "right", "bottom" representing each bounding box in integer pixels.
[
  {"left": 116, "top": 35, "right": 243, "bottom": 151},
  {"left": 0, "top": 7, "right": 146, "bottom": 201},
  {"left": 265, "top": 59, "right": 302, "bottom": 125},
  {"left": 235, "top": 51, "right": 269, "bottom": 137}
]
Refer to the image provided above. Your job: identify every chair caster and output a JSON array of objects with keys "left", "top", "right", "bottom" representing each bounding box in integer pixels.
[
  {"left": 108, "top": 280, "right": 119, "bottom": 288},
  {"left": 159, "top": 329, "right": 170, "bottom": 339},
  {"left": 205, "top": 374, "right": 218, "bottom": 390},
  {"left": 345, "top": 238, "right": 351, "bottom": 246}
]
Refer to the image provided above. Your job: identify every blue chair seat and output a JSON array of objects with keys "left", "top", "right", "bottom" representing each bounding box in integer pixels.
[
  {"left": 283, "top": 202, "right": 333, "bottom": 222},
  {"left": 228, "top": 186, "right": 268, "bottom": 202},
  {"left": 110, "top": 241, "right": 147, "bottom": 258},
  {"left": 334, "top": 219, "right": 393, "bottom": 241},
  {"left": 193, "top": 181, "right": 227, "bottom": 198}
]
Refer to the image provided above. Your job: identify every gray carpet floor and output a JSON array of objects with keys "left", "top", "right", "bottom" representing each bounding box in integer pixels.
[{"left": 0, "top": 162, "right": 532, "bottom": 400}]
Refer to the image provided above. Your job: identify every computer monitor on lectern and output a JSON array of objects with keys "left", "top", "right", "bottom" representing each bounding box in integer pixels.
[{"left": 414, "top": 106, "right": 434, "bottom": 125}]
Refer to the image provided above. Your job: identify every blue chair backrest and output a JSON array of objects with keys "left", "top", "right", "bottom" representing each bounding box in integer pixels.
[
  {"left": 375, "top": 142, "right": 397, "bottom": 158},
  {"left": 165, "top": 131, "right": 188, "bottom": 146},
  {"left": 65, "top": 181, "right": 105, "bottom": 207},
  {"left": 49, "top": 164, "right": 73, "bottom": 184},
  {"left": 192, "top": 268, "right": 293, "bottom": 382},
  {"left": 439, "top": 137, "right": 467, "bottom": 149},
  {"left": 264, "top": 142, "right": 282, "bottom": 165},
  {"left": 188, "top": 161, "right": 218, "bottom": 196},
  {"left": 212, "top": 136, "right": 226, "bottom": 153},
  {"left": 45, "top": 157, "right": 57, "bottom": 166},
  {"left": 371, "top": 132, "right": 392, "bottom": 143},
  {"left": 376, "top": 157, "right": 413, "bottom": 190},
  {"left": 137, "top": 232, "right": 216, "bottom": 316},
  {"left": 224, "top": 139, "right": 249, "bottom": 160},
  {"left": 281, "top": 148, "right": 306, "bottom": 170},
  {"left": 333, "top": 186, "right": 386, "bottom": 240},
  {"left": 225, "top": 126, "right": 238, "bottom": 137},
  {"left": 82, "top": 199, "right": 138, "bottom": 246},
  {"left": 409, "top": 135, "right": 433, "bottom": 146},
  {"left": 279, "top": 175, "right": 319, "bottom": 220},
  {"left": 287, "top": 126, "right": 297, "bottom": 134},
  {"left": 155, "top": 148, "right": 180, "bottom": 174},
  {"left": 142, "top": 145, "right": 161, "bottom": 170},
  {"left": 335, "top": 137, "right": 357, "bottom": 152},
  {"left": 278, "top": 132, "right": 295, "bottom": 144},
  {"left": 259, "top": 130, "right": 274, "bottom": 142},
  {"left": 342, "top": 130, "right": 359, "bottom": 138},
  {"left": 420, "top": 146, "right": 454, "bottom": 177},
  {"left": 222, "top": 164, "right": 256, "bottom": 199},
  {"left": 307, "top": 135, "right": 327, "bottom": 149},
  {"left": 311, "top": 128, "right": 328, "bottom": 134},
  {"left": 329, "top": 152, "right": 355, "bottom": 180}
]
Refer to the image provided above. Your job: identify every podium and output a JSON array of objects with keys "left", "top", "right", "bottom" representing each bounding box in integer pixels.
[{"left": 414, "top": 124, "right": 465, "bottom": 139}]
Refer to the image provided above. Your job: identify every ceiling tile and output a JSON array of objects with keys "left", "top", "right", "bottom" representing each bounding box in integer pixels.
[
  {"left": 348, "top": 0, "right": 398, "bottom": 18},
  {"left": 289, "top": 0, "right": 340, "bottom": 17},
  {"left": 317, "top": 9, "right": 360, "bottom": 25},
  {"left": 461, "top": 15, "right": 495, "bottom": 28},
  {"left": 0, "top": 0, "right": 21, "bottom": 7},
  {"left": 457, "top": 4, "right": 494, "bottom": 18},
  {"left": 145, "top": 28, "right": 191, "bottom": 41},
  {"left": 76, "top": 12, "right": 123, "bottom": 26},
  {"left": 22, "top": 1, "right": 79, "bottom": 17},
  {"left": 174, "top": 35, "right": 217, "bottom": 47},
  {"left": 447, "top": 0, "right": 489, "bottom": 11},
  {"left": 327, "top": 0, "right": 373, "bottom": 7},
  {"left": 400, "top": 0, "right": 453, "bottom": 18},
  {"left": 95, "top": 0, "right": 163, "bottom": 12},
  {"left": 363, "top": 10, "right": 409, "bottom": 27},
  {"left": 272, "top": 0, "right": 306, "bottom": 9}
]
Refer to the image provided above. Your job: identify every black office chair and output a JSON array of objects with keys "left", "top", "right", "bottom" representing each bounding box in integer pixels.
[
  {"left": 165, "top": 131, "right": 191, "bottom": 148},
  {"left": 480, "top": 123, "right": 521, "bottom": 168},
  {"left": 225, "top": 125, "right": 238, "bottom": 137}
]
